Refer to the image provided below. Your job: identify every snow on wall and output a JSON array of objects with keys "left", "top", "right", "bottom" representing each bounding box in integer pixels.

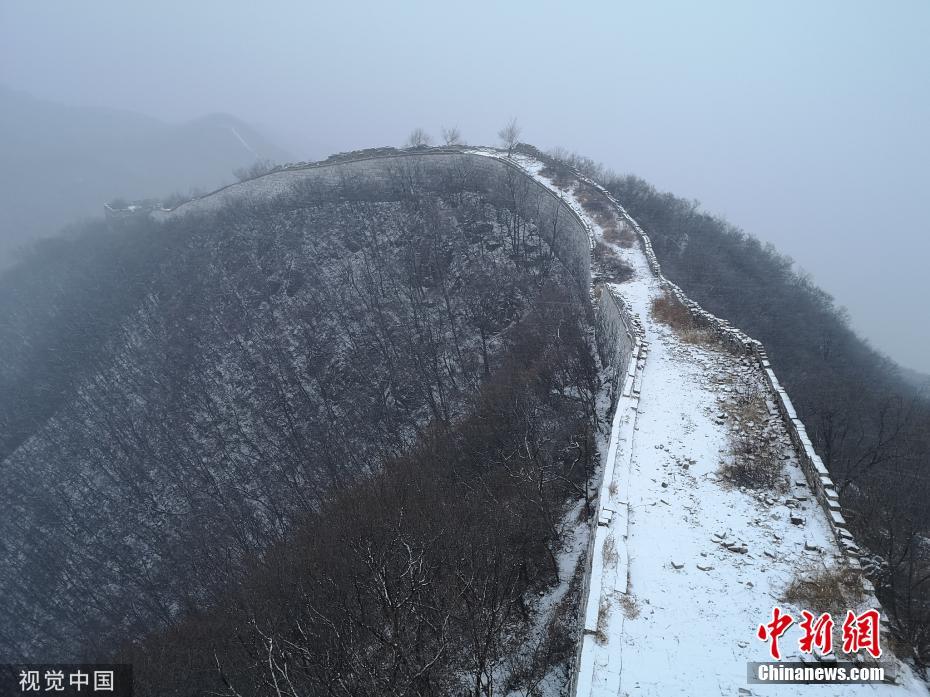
[
  {"left": 522, "top": 158, "right": 909, "bottom": 694},
  {"left": 594, "top": 285, "right": 639, "bottom": 409},
  {"left": 570, "top": 285, "right": 646, "bottom": 697},
  {"left": 567, "top": 173, "right": 882, "bottom": 610},
  {"left": 149, "top": 148, "right": 594, "bottom": 293}
]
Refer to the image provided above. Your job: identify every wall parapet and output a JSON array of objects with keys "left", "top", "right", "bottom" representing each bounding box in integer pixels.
[
  {"left": 569, "top": 284, "right": 645, "bottom": 697},
  {"left": 576, "top": 174, "right": 864, "bottom": 570},
  {"left": 594, "top": 285, "right": 642, "bottom": 408},
  {"left": 151, "top": 148, "right": 595, "bottom": 294}
]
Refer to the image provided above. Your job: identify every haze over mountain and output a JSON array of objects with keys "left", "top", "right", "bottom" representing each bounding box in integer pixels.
[
  {"left": 901, "top": 366, "right": 930, "bottom": 391},
  {"left": 0, "top": 85, "right": 290, "bottom": 265},
  {"left": 0, "top": 2, "right": 928, "bottom": 692},
  {"left": 2, "top": 1, "right": 927, "bottom": 371}
]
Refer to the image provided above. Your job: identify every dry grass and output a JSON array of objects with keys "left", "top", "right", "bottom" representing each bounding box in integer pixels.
[
  {"left": 603, "top": 226, "right": 636, "bottom": 248},
  {"left": 574, "top": 182, "right": 617, "bottom": 229},
  {"left": 782, "top": 565, "right": 869, "bottom": 658},
  {"left": 596, "top": 596, "right": 611, "bottom": 643},
  {"left": 538, "top": 165, "right": 636, "bottom": 249},
  {"left": 719, "top": 377, "right": 786, "bottom": 491},
  {"left": 650, "top": 293, "right": 721, "bottom": 347},
  {"left": 721, "top": 447, "right": 783, "bottom": 490},
  {"left": 603, "top": 534, "right": 619, "bottom": 568},
  {"left": 679, "top": 327, "right": 718, "bottom": 346},
  {"left": 619, "top": 593, "right": 640, "bottom": 619},
  {"left": 783, "top": 565, "right": 865, "bottom": 620},
  {"left": 650, "top": 293, "right": 695, "bottom": 331},
  {"left": 594, "top": 241, "right": 634, "bottom": 283}
]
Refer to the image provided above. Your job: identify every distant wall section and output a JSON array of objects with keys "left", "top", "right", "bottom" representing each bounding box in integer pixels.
[{"left": 151, "top": 149, "right": 593, "bottom": 293}]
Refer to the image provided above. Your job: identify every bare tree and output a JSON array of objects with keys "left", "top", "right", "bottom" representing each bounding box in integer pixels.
[
  {"left": 406, "top": 127, "right": 432, "bottom": 148},
  {"left": 498, "top": 118, "right": 521, "bottom": 155},
  {"left": 441, "top": 125, "right": 463, "bottom": 146}
]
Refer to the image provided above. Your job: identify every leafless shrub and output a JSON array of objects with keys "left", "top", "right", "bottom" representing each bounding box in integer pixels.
[
  {"left": 721, "top": 449, "right": 783, "bottom": 490},
  {"left": 720, "top": 378, "right": 786, "bottom": 490},
  {"left": 440, "top": 125, "right": 463, "bottom": 146},
  {"left": 547, "top": 147, "right": 613, "bottom": 181},
  {"left": 539, "top": 164, "right": 575, "bottom": 190},
  {"left": 547, "top": 555, "right": 585, "bottom": 651},
  {"left": 405, "top": 127, "right": 432, "bottom": 147},
  {"left": 505, "top": 555, "right": 586, "bottom": 695},
  {"left": 498, "top": 117, "right": 521, "bottom": 155}
]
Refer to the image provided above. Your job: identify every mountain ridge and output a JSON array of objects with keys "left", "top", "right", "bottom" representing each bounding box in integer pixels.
[{"left": 0, "top": 143, "right": 926, "bottom": 692}]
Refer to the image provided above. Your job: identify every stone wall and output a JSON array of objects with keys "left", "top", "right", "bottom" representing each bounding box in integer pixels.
[
  {"left": 594, "top": 285, "right": 640, "bottom": 409},
  {"left": 581, "top": 175, "right": 865, "bottom": 571},
  {"left": 570, "top": 284, "right": 644, "bottom": 697},
  {"left": 153, "top": 148, "right": 594, "bottom": 293}
]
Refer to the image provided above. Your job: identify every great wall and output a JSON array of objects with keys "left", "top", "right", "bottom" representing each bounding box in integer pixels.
[{"left": 114, "top": 145, "right": 925, "bottom": 695}]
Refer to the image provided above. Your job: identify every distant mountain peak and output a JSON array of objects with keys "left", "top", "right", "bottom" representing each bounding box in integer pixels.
[{"left": 0, "top": 88, "right": 292, "bottom": 267}]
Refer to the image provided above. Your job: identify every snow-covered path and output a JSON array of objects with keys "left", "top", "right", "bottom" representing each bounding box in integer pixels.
[{"left": 490, "top": 153, "right": 929, "bottom": 697}]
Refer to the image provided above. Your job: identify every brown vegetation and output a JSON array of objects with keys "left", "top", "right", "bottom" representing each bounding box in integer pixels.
[
  {"left": 602, "top": 225, "right": 636, "bottom": 248},
  {"left": 619, "top": 593, "right": 640, "bottom": 619},
  {"left": 651, "top": 292, "right": 694, "bottom": 331},
  {"left": 719, "top": 378, "right": 786, "bottom": 491},
  {"left": 595, "top": 597, "right": 611, "bottom": 644},
  {"left": 594, "top": 241, "right": 633, "bottom": 283},
  {"left": 721, "top": 442, "right": 784, "bottom": 490},
  {"left": 539, "top": 164, "right": 575, "bottom": 191},
  {"left": 783, "top": 565, "right": 865, "bottom": 619},
  {"left": 573, "top": 181, "right": 617, "bottom": 233},
  {"left": 650, "top": 292, "right": 718, "bottom": 346},
  {"left": 603, "top": 534, "right": 619, "bottom": 568}
]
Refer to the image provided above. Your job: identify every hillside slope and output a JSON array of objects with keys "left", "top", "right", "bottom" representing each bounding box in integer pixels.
[{"left": 0, "top": 150, "right": 599, "bottom": 694}]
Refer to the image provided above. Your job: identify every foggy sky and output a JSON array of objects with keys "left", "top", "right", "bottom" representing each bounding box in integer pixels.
[{"left": 2, "top": 0, "right": 928, "bottom": 371}]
